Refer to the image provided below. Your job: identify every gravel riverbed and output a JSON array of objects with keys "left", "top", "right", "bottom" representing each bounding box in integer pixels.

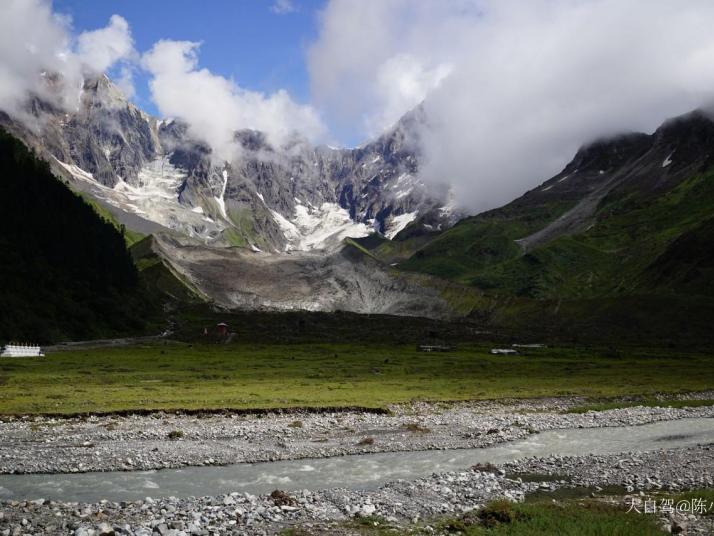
[
  {"left": 2, "top": 394, "right": 714, "bottom": 475},
  {"left": 1, "top": 394, "right": 713, "bottom": 535}
]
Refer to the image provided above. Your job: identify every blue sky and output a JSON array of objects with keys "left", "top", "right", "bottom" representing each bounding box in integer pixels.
[{"left": 54, "top": 0, "right": 325, "bottom": 116}]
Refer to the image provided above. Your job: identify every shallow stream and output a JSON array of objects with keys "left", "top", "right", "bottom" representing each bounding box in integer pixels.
[{"left": 1, "top": 417, "right": 712, "bottom": 502}]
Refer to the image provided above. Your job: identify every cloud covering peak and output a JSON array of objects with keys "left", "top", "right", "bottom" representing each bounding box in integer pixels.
[
  {"left": 4, "top": 0, "right": 714, "bottom": 212},
  {"left": 0, "top": 1, "right": 324, "bottom": 161},
  {"left": 0, "top": 0, "right": 135, "bottom": 123},
  {"left": 142, "top": 40, "right": 326, "bottom": 160},
  {"left": 309, "top": 0, "right": 714, "bottom": 211}
]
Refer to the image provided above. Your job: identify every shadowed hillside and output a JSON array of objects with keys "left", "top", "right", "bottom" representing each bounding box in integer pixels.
[{"left": 0, "top": 129, "right": 153, "bottom": 343}]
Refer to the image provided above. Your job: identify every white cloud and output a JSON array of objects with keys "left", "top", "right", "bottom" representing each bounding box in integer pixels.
[
  {"left": 308, "top": 1, "right": 407, "bottom": 135},
  {"left": 0, "top": 0, "right": 136, "bottom": 125},
  {"left": 6, "top": 0, "right": 714, "bottom": 217},
  {"left": 0, "top": 0, "right": 78, "bottom": 120},
  {"left": 77, "top": 13, "right": 136, "bottom": 98},
  {"left": 271, "top": 0, "right": 297, "bottom": 15},
  {"left": 142, "top": 39, "right": 326, "bottom": 160},
  {"left": 76, "top": 14, "right": 135, "bottom": 75},
  {"left": 309, "top": 0, "right": 714, "bottom": 212},
  {"left": 367, "top": 54, "right": 451, "bottom": 135},
  {"left": 115, "top": 64, "right": 136, "bottom": 100}
]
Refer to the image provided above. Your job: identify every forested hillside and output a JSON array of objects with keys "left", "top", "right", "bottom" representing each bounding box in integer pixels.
[{"left": 0, "top": 130, "right": 151, "bottom": 342}]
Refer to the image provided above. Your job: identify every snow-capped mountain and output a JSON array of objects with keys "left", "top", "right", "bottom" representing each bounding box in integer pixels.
[{"left": 2, "top": 75, "right": 453, "bottom": 253}]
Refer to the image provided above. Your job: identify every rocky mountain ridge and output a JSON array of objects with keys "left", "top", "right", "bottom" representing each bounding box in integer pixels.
[
  {"left": 1, "top": 75, "right": 454, "bottom": 253},
  {"left": 5, "top": 73, "right": 713, "bottom": 328}
]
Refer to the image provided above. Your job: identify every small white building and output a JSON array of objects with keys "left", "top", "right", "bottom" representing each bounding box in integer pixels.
[
  {"left": 490, "top": 348, "right": 519, "bottom": 355},
  {"left": 1, "top": 343, "right": 44, "bottom": 357}
]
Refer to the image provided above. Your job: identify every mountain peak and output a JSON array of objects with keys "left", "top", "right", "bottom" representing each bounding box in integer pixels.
[
  {"left": 567, "top": 132, "right": 651, "bottom": 175},
  {"left": 81, "top": 74, "right": 133, "bottom": 111},
  {"left": 4, "top": 73, "right": 449, "bottom": 253}
]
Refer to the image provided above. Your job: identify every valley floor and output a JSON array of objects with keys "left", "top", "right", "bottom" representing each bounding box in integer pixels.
[
  {"left": 1, "top": 344, "right": 714, "bottom": 534},
  {"left": 2, "top": 395, "right": 714, "bottom": 475},
  {"left": 1, "top": 395, "right": 714, "bottom": 534},
  {"left": 1, "top": 342, "right": 713, "bottom": 415}
]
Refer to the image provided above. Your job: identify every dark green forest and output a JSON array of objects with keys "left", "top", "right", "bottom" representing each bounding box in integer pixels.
[{"left": 0, "top": 130, "right": 151, "bottom": 343}]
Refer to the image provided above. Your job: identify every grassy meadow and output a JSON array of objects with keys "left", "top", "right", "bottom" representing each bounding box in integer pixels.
[
  {"left": 283, "top": 499, "right": 669, "bottom": 535},
  {"left": 0, "top": 342, "right": 713, "bottom": 415}
]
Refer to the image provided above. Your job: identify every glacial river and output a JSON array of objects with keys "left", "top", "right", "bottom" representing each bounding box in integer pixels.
[{"left": 1, "top": 417, "right": 713, "bottom": 503}]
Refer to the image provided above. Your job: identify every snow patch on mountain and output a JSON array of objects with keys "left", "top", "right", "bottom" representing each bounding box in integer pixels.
[
  {"left": 385, "top": 211, "right": 418, "bottom": 239},
  {"left": 56, "top": 161, "right": 95, "bottom": 182},
  {"left": 270, "top": 209, "right": 301, "bottom": 243},
  {"left": 271, "top": 202, "right": 370, "bottom": 251},
  {"left": 56, "top": 156, "right": 224, "bottom": 241},
  {"left": 32, "top": 76, "right": 455, "bottom": 253},
  {"left": 215, "top": 170, "right": 229, "bottom": 219},
  {"left": 395, "top": 187, "right": 414, "bottom": 200}
]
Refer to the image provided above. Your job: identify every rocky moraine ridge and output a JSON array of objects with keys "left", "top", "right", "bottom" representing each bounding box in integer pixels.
[{"left": 2, "top": 395, "right": 714, "bottom": 534}]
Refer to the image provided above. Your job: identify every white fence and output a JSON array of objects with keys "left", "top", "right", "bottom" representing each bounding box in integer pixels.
[{"left": 1, "top": 344, "right": 44, "bottom": 357}]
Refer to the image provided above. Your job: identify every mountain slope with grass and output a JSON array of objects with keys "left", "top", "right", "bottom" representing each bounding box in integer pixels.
[
  {"left": 0, "top": 129, "right": 155, "bottom": 343},
  {"left": 356, "top": 110, "right": 714, "bottom": 344},
  {"left": 393, "top": 110, "right": 714, "bottom": 296}
]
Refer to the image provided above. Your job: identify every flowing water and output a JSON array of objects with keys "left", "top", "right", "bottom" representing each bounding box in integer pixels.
[{"left": 1, "top": 417, "right": 712, "bottom": 503}]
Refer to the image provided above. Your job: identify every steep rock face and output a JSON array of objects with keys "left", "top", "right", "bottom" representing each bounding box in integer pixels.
[
  {"left": 0, "top": 74, "right": 464, "bottom": 316},
  {"left": 22, "top": 75, "right": 162, "bottom": 188},
  {"left": 159, "top": 105, "right": 448, "bottom": 251},
  {"left": 330, "top": 107, "right": 435, "bottom": 237},
  {"left": 2, "top": 75, "right": 451, "bottom": 252},
  {"left": 62, "top": 76, "right": 161, "bottom": 187}
]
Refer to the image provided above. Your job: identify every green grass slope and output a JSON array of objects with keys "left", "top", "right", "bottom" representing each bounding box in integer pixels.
[
  {"left": 130, "top": 235, "right": 209, "bottom": 304},
  {"left": 402, "top": 169, "right": 714, "bottom": 300},
  {"left": 78, "top": 193, "right": 145, "bottom": 247},
  {"left": 398, "top": 196, "right": 575, "bottom": 285},
  {"left": 394, "top": 113, "right": 714, "bottom": 344}
]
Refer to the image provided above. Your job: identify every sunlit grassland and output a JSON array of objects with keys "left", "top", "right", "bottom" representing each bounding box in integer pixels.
[
  {"left": 0, "top": 343, "right": 712, "bottom": 415},
  {"left": 284, "top": 499, "right": 668, "bottom": 535}
]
